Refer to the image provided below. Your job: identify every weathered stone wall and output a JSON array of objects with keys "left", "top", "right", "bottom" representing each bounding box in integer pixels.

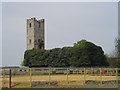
[
  {"left": 27, "top": 18, "right": 34, "bottom": 50},
  {"left": 27, "top": 18, "right": 44, "bottom": 50}
]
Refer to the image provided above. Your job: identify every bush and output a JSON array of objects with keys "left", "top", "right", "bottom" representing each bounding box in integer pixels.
[
  {"left": 22, "top": 39, "right": 108, "bottom": 67},
  {"left": 52, "top": 71, "right": 56, "bottom": 74},
  {"left": 70, "top": 70, "right": 73, "bottom": 74}
]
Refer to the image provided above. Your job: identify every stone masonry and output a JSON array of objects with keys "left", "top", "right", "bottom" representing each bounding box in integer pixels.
[{"left": 27, "top": 17, "right": 45, "bottom": 50}]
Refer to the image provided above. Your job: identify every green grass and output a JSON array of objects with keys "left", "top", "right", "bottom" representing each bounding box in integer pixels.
[{"left": 2, "top": 87, "right": 8, "bottom": 88}]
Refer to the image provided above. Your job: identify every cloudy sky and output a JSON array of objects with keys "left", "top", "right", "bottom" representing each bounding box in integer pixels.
[{"left": 2, "top": 2, "right": 118, "bottom": 67}]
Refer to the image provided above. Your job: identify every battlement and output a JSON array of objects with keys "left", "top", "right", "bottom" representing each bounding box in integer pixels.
[
  {"left": 39, "top": 19, "right": 44, "bottom": 23},
  {"left": 27, "top": 17, "right": 44, "bottom": 22},
  {"left": 27, "top": 17, "right": 36, "bottom": 21}
]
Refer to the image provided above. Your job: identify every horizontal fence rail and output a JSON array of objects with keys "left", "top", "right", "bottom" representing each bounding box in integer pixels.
[{"left": 0, "top": 67, "right": 120, "bottom": 88}]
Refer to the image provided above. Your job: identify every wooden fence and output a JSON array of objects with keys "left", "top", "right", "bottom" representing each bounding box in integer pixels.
[{"left": 0, "top": 67, "right": 120, "bottom": 88}]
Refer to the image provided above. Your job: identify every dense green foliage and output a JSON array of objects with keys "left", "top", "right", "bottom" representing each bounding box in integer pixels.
[
  {"left": 105, "top": 38, "right": 120, "bottom": 68},
  {"left": 38, "top": 39, "right": 44, "bottom": 49},
  {"left": 22, "top": 39, "right": 109, "bottom": 67},
  {"left": 106, "top": 57, "right": 118, "bottom": 68},
  {"left": 115, "top": 38, "right": 120, "bottom": 67}
]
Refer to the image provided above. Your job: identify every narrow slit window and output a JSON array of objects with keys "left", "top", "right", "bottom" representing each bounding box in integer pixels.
[
  {"left": 38, "top": 39, "right": 40, "bottom": 42},
  {"left": 30, "top": 23, "right": 31, "bottom": 28},
  {"left": 29, "top": 39, "right": 31, "bottom": 44},
  {"left": 39, "top": 22, "right": 40, "bottom": 28},
  {"left": 35, "top": 40, "right": 37, "bottom": 45}
]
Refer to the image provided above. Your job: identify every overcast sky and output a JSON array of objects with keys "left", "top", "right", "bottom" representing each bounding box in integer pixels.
[{"left": 2, "top": 2, "right": 118, "bottom": 67}]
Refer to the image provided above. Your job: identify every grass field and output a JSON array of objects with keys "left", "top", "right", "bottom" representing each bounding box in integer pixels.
[{"left": 1, "top": 74, "right": 119, "bottom": 88}]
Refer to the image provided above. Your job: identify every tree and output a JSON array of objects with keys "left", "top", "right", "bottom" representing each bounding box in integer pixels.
[
  {"left": 106, "top": 38, "right": 120, "bottom": 67},
  {"left": 115, "top": 38, "right": 120, "bottom": 67},
  {"left": 115, "top": 38, "right": 120, "bottom": 56},
  {"left": 71, "top": 40, "right": 108, "bottom": 67}
]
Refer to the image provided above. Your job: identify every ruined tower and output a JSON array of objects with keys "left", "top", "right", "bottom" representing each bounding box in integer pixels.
[{"left": 27, "top": 17, "right": 45, "bottom": 50}]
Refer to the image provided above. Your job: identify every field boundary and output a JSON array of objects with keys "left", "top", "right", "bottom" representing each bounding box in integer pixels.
[{"left": 0, "top": 67, "right": 120, "bottom": 88}]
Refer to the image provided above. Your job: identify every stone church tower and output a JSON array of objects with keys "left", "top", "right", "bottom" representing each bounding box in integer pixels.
[{"left": 27, "top": 17, "right": 45, "bottom": 50}]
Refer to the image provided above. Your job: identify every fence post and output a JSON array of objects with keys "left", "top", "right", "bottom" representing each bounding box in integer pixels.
[
  {"left": 116, "top": 68, "right": 118, "bottom": 87},
  {"left": 9, "top": 69, "right": 11, "bottom": 88},
  {"left": 107, "top": 69, "right": 108, "bottom": 74},
  {"left": 3, "top": 69, "right": 5, "bottom": 85},
  {"left": 102, "top": 68, "right": 104, "bottom": 76},
  {"left": 77, "top": 69, "right": 78, "bottom": 74},
  {"left": 49, "top": 67, "right": 51, "bottom": 86},
  {"left": 30, "top": 68, "right": 32, "bottom": 87},
  {"left": 67, "top": 68, "right": 69, "bottom": 84},
  {"left": 99, "top": 68, "right": 102, "bottom": 86},
  {"left": 84, "top": 68, "right": 86, "bottom": 85},
  {"left": 91, "top": 67, "right": 93, "bottom": 75}
]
